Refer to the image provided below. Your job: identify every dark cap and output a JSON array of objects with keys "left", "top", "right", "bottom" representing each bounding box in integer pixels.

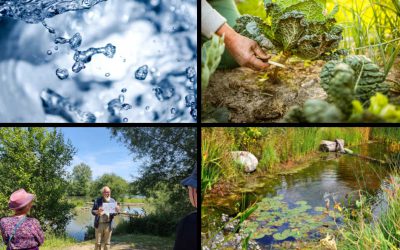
[{"left": 181, "top": 167, "right": 197, "bottom": 189}]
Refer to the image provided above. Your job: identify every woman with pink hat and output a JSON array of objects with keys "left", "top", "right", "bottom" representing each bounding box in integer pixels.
[{"left": 0, "top": 189, "right": 44, "bottom": 250}]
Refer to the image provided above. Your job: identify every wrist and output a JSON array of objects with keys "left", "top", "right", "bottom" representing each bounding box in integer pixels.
[{"left": 216, "top": 23, "right": 237, "bottom": 44}]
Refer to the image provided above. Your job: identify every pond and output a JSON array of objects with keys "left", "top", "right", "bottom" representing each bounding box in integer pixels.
[
  {"left": 203, "top": 142, "right": 397, "bottom": 248},
  {"left": 66, "top": 205, "right": 144, "bottom": 241}
]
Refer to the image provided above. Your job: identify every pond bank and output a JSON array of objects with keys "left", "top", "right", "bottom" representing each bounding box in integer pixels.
[{"left": 203, "top": 142, "right": 398, "bottom": 249}]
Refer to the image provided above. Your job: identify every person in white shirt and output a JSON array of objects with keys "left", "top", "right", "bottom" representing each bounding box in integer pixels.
[{"left": 201, "top": 0, "right": 271, "bottom": 70}]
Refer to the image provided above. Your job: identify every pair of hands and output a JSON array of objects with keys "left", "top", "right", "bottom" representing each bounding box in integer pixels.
[
  {"left": 96, "top": 205, "right": 121, "bottom": 215},
  {"left": 216, "top": 23, "right": 271, "bottom": 71}
]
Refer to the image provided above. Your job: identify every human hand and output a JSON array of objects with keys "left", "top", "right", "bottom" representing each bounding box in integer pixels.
[
  {"left": 216, "top": 23, "right": 271, "bottom": 71},
  {"left": 97, "top": 207, "right": 104, "bottom": 215}
]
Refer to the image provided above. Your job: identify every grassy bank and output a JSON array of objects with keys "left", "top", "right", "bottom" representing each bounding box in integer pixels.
[
  {"left": 338, "top": 172, "right": 400, "bottom": 249},
  {"left": 0, "top": 233, "right": 174, "bottom": 250},
  {"left": 202, "top": 128, "right": 372, "bottom": 195}
]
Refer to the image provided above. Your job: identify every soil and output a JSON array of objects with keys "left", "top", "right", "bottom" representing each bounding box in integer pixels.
[{"left": 202, "top": 58, "right": 400, "bottom": 123}]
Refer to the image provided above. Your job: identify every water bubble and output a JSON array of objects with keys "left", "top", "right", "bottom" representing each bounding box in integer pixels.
[
  {"left": 171, "top": 108, "right": 176, "bottom": 114},
  {"left": 135, "top": 65, "right": 148, "bottom": 80},
  {"left": 56, "top": 68, "right": 69, "bottom": 80},
  {"left": 145, "top": 106, "right": 150, "bottom": 111},
  {"left": 121, "top": 88, "right": 127, "bottom": 93},
  {"left": 123, "top": 117, "right": 128, "bottom": 123},
  {"left": 54, "top": 46, "right": 58, "bottom": 51},
  {"left": 47, "top": 50, "right": 52, "bottom": 55},
  {"left": 186, "top": 66, "right": 196, "bottom": 80},
  {"left": 71, "top": 43, "right": 116, "bottom": 73},
  {"left": 185, "top": 94, "right": 196, "bottom": 107},
  {"left": 105, "top": 73, "right": 110, "bottom": 77},
  {"left": 103, "top": 43, "right": 116, "bottom": 58}
]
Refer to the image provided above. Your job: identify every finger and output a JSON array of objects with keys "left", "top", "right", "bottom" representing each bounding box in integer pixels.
[
  {"left": 247, "top": 56, "right": 270, "bottom": 71},
  {"left": 253, "top": 46, "right": 270, "bottom": 60}
]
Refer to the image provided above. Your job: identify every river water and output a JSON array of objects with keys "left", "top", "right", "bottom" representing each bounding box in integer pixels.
[
  {"left": 0, "top": 0, "right": 197, "bottom": 123},
  {"left": 203, "top": 142, "right": 398, "bottom": 248},
  {"left": 66, "top": 205, "right": 143, "bottom": 241}
]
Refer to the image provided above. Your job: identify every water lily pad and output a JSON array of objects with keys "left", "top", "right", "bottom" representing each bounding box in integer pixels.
[
  {"left": 314, "top": 206, "right": 325, "bottom": 212},
  {"left": 273, "top": 229, "right": 300, "bottom": 240}
]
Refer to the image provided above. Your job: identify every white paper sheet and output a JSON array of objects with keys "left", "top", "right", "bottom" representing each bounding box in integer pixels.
[{"left": 103, "top": 202, "right": 117, "bottom": 215}]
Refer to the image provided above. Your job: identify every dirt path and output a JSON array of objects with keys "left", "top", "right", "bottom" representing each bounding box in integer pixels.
[{"left": 61, "top": 243, "right": 140, "bottom": 250}]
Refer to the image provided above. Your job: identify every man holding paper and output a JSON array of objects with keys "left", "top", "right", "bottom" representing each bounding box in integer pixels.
[{"left": 91, "top": 186, "right": 120, "bottom": 250}]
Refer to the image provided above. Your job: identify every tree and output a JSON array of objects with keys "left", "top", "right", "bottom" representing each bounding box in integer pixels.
[
  {"left": 91, "top": 174, "right": 129, "bottom": 201},
  {"left": 109, "top": 127, "right": 197, "bottom": 195},
  {"left": 70, "top": 163, "right": 92, "bottom": 196},
  {"left": 0, "top": 128, "right": 76, "bottom": 234},
  {"left": 109, "top": 128, "right": 197, "bottom": 221}
]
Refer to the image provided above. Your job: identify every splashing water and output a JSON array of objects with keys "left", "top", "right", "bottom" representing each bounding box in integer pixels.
[
  {"left": 0, "top": 0, "right": 108, "bottom": 23},
  {"left": 0, "top": 0, "right": 197, "bottom": 122},
  {"left": 40, "top": 88, "right": 96, "bottom": 122}
]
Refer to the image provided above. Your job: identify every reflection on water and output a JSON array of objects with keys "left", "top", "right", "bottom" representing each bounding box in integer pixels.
[{"left": 66, "top": 206, "right": 143, "bottom": 241}]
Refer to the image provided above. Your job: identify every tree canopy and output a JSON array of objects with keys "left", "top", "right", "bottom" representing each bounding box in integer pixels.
[
  {"left": 70, "top": 163, "right": 92, "bottom": 196},
  {"left": 0, "top": 127, "right": 75, "bottom": 234},
  {"left": 91, "top": 173, "right": 129, "bottom": 201}
]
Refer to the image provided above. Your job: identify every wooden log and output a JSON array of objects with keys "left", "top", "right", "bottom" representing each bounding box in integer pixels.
[{"left": 319, "top": 139, "right": 345, "bottom": 153}]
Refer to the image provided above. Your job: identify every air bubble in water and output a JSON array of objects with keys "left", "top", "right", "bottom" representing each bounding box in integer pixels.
[
  {"left": 121, "top": 88, "right": 127, "bottom": 93},
  {"left": 56, "top": 68, "right": 69, "bottom": 80},
  {"left": 123, "top": 117, "right": 128, "bottom": 123},
  {"left": 105, "top": 73, "right": 110, "bottom": 77},
  {"left": 47, "top": 50, "right": 52, "bottom": 55},
  {"left": 135, "top": 65, "right": 148, "bottom": 80}
]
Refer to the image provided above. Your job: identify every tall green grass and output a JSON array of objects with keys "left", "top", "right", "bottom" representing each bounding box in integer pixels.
[
  {"left": 371, "top": 127, "right": 400, "bottom": 142},
  {"left": 338, "top": 174, "right": 400, "bottom": 249}
]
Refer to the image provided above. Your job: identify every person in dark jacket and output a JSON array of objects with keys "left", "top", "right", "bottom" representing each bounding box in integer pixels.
[
  {"left": 91, "top": 186, "right": 120, "bottom": 250},
  {"left": 174, "top": 167, "right": 197, "bottom": 250}
]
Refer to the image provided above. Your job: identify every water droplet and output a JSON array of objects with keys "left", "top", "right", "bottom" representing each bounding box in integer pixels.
[
  {"left": 122, "top": 58, "right": 126, "bottom": 62},
  {"left": 186, "top": 66, "right": 196, "bottom": 80},
  {"left": 153, "top": 87, "right": 175, "bottom": 101},
  {"left": 119, "top": 94, "right": 125, "bottom": 103},
  {"left": 47, "top": 50, "right": 52, "bottom": 55},
  {"left": 72, "top": 61, "right": 86, "bottom": 73},
  {"left": 69, "top": 33, "right": 82, "bottom": 50},
  {"left": 105, "top": 73, "right": 110, "bottom": 77},
  {"left": 145, "top": 106, "right": 150, "bottom": 111},
  {"left": 121, "top": 103, "right": 132, "bottom": 110},
  {"left": 56, "top": 68, "right": 69, "bottom": 80},
  {"left": 121, "top": 88, "right": 127, "bottom": 93},
  {"left": 135, "top": 65, "right": 148, "bottom": 80},
  {"left": 171, "top": 108, "right": 176, "bottom": 114},
  {"left": 54, "top": 46, "right": 58, "bottom": 51},
  {"left": 185, "top": 94, "right": 196, "bottom": 107},
  {"left": 190, "top": 108, "right": 197, "bottom": 121},
  {"left": 123, "top": 117, "right": 128, "bottom": 123}
]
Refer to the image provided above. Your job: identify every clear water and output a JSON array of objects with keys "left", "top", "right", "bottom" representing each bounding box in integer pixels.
[{"left": 0, "top": 0, "right": 197, "bottom": 122}]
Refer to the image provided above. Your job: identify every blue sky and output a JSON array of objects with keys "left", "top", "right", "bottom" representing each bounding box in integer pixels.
[{"left": 56, "top": 128, "right": 140, "bottom": 181}]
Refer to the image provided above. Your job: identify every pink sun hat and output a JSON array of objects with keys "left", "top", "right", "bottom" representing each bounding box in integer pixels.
[{"left": 9, "top": 189, "right": 35, "bottom": 210}]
